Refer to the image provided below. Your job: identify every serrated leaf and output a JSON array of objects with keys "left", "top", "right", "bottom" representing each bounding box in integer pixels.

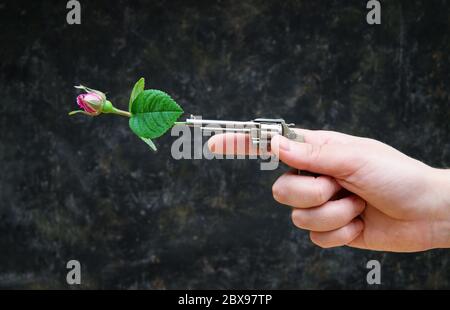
[
  {"left": 140, "top": 137, "right": 157, "bottom": 152},
  {"left": 129, "top": 89, "right": 183, "bottom": 139},
  {"left": 129, "top": 77, "right": 145, "bottom": 112}
]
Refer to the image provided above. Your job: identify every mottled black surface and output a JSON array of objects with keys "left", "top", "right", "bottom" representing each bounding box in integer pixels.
[{"left": 0, "top": 0, "right": 449, "bottom": 289}]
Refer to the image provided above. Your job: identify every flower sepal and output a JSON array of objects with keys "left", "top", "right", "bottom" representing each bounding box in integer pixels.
[{"left": 74, "top": 85, "right": 106, "bottom": 101}]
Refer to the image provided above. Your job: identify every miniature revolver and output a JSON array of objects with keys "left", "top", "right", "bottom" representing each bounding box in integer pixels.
[{"left": 183, "top": 115, "right": 304, "bottom": 145}]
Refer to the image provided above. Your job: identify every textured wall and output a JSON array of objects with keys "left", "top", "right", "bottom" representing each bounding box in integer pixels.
[{"left": 0, "top": 0, "right": 449, "bottom": 289}]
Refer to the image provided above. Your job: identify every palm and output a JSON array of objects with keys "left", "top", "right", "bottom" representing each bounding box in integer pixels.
[
  {"left": 349, "top": 204, "right": 432, "bottom": 252},
  {"left": 334, "top": 141, "right": 437, "bottom": 252}
]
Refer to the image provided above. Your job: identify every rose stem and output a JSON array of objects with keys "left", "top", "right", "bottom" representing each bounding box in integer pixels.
[{"left": 112, "top": 108, "right": 131, "bottom": 118}]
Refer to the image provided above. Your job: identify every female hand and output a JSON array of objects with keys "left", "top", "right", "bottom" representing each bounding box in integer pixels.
[{"left": 208, "top": 129, "right": 450, "bottom": 252}]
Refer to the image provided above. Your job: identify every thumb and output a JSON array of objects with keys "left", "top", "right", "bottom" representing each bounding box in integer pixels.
[{"left": 271, "top": 135, "right": 363, "bottom": 178}]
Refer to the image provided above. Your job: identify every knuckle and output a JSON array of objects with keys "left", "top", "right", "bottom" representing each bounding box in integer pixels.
[
  {"left": 312, "top": 179, "right": 327, "bottom": 206},
  {"left": 352, "top": 196, "right": 366, "bottom": 214},
  {"left": 291, "top": 210, "right": 308, "bottom": 229},
  {"left": 291, "top": 212, "right": 300, "bottom": 227},
  {"left": 309, "top": 232, "right": 330, "bottom": 248},
  {"left": 272, "top": 181, "right": 284, "bottom": 202},
  {"left": 305, "top": 144, "right": 323, "bottom": 168},
  {"left": 340, "top": 226, "right": 355, "bottom": 243}
]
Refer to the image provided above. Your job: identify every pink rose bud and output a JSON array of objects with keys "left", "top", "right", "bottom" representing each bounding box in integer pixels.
[
  {"left": 69, "top": 85, "right": 109, "bottom": 117},
  {"left": 77, "top": 93, "right": 103, "bottom": 115}
]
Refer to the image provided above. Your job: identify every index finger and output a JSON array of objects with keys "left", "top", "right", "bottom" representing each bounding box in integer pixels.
[
  {"left": 207, "top": 133, "right": 260, "bottom": 156},
  {"left": 207, "top": 129, "right": 357, "bottom": 155}
]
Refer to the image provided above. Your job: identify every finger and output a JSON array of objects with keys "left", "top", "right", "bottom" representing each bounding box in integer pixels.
[
  {"left": 271, "top": 135, "right": 364, "bottom": 177},
  {"left": 272, "top": 173, "right": 341, "bottom": 208},
  {"left": 309, "top": 219, "right": 364, "bottom": 248},
  {"left": 207, "top": 129, "right": 358, "bottom": 156},
  {"left": 291, "top": 195, "right": 366, "bottom": 232},
  {"left": 207, "top": 133, "right": 260, "bottom": 155}
]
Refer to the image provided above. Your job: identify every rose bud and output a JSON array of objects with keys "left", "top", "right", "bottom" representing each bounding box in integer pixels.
[
  {"left": 69, "top": 85, "right": 109, "bottom": 116},
  {"left": 69, "top": 84, "right": 131, "bottom": 118},
  {"left": 77, "top": 93, "right": 103, "bottom": 115}
]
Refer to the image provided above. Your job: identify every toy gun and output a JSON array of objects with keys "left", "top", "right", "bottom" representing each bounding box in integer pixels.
[{"left": 183, "top": 115, "right": 304, "bottom": 145}]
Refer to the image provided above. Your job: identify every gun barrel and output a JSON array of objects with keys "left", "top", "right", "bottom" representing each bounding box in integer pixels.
[
  {"left": 185, "top": 118, "right": 257, "bottom": 127},
  {"left": 200, "top": 127, "right": 252, "bottom": 133}
]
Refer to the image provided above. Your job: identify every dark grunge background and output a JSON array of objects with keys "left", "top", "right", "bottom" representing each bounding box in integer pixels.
[{"left": 0, "top": 0, "right": 449, "bottom": 289}]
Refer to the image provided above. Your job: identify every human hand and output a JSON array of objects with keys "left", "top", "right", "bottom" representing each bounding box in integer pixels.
[{"left": 208, "top": 130, "right": 450, "bottom": 252}]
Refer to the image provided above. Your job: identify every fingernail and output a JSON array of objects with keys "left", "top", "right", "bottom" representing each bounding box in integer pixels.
[{"left": 278, "top": 136, "right": 291, "bottom": 151}]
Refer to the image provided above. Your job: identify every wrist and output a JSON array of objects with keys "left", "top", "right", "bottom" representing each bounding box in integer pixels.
[{"left": 429, "top": 168, "right": 450, "bottom": 249}]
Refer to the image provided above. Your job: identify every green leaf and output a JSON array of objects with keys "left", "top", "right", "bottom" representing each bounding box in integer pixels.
[
  {"left": 140, "top": 137, "right": 157, "bottom": 152},
  {"left": 129, "top": 77, "right": 145, "bottom": 112},
  {"left": 129, "top": 89, "right": 183, "bottom": 139}
]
